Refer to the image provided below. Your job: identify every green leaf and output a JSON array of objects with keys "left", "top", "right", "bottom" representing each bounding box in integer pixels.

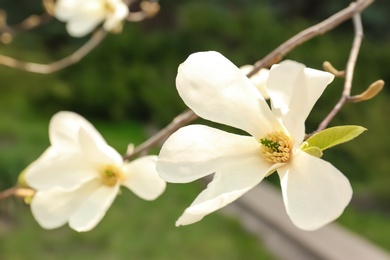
[
  {"left": 302, "top": 146, "right": 323, "bottom": 158},
  {"left": 306, "top": 125, "right": 367, "bottom": 151}
]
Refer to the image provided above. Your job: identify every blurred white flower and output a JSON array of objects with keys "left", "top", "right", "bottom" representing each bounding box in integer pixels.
[
  {"left": 240, "top": 65, "right": 270, "bottom": 99},
  {"left": 157, "top": 51, "right": 352, "bottom": 231},
  {"left": 25, "top": 111, "right": 166, "bottom": 232},
  {"left": 55, "top": 0, "right": 129, "bottom": 37}
]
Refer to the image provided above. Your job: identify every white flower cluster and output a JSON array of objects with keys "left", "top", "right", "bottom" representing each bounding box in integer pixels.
[
  {"left": 25, "top": 51, "right": 353, "bottom": 232},
  {"left": 25, "top": 111, "right": 166, "bottom": 232}
]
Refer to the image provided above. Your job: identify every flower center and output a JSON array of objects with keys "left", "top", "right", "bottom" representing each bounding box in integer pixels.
[
  {"left": 100, "top": 165, "right": 125, "bottom": 187},
  {"left": 260, "top": 131, "right": 293, "bottom": 163}
]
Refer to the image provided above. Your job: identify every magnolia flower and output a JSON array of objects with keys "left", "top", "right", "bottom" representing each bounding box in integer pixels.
[
  {"left": 55, "top": 0, "right": 129, "bottom": 37},
  {"left": 157, "top": 51, "right": 352, "bottom": 230},
  {"left": 25, "top": 111, "right": 166, "bottom": 232},
  {"left": 240, "top": 65, "right": 270, "bottom": 99}
]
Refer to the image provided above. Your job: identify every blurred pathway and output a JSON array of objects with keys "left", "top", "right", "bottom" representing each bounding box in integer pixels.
[{"left": 221, "top": 181, "right": 390, "bottom": 260}]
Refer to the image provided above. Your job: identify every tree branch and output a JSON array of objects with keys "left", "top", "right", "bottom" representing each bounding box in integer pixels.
[
  {"left": 316, "top": 12, "right": 364, "bottom": 132},
  {"left": 0, "top": 29, "right": 107, "bottom": 73},
  {"left": 247, "top": 0, "right": 373, "bottom": 77},
  {"left": 123, "top": 109, "right": 198, "bottom": 160},
  {"left": 0, "top": 186, "right": 17, "bottom": 200}
]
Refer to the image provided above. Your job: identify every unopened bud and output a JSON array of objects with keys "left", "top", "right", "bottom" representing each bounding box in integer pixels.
[
  {"left": 350, "top": 80, "right": 384, "bottom": 102},
  {"left": 323, "top": 61, "right": 345, "bottom": 77}
]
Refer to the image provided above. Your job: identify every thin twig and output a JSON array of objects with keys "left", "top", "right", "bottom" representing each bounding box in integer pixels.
[
  {"left": 0, "top": 29, "right": 107, "bottom": 73},
  {"left": 0, "top": 186, "right": 17, "bottom": 200},
  {"left": 247, "top": 0, "right": 373, "bottom": 77},
  {"left": 123, "top": 109, "right": 198, "bottom": 160},
  {"left": 0, "top": 13, "right": 53, "bottom": 38},
  {"left": 316, "top": 13, "right": 364, "bottom": 132}
]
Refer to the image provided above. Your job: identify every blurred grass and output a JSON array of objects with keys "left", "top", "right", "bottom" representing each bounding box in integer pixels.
[{"left": 0, "top": 114, "right": 274, "bottom": 259}]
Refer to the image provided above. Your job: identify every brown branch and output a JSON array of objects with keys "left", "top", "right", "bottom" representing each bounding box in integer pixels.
[
  {"left": 316, "top": 12, "right": 364, "bottom": 132},
  {"left": 0, "top": 29, "right": 107, "bottom": 73},
  {"left": 247, "top": 0, "right": 373, "bottom": 77},
  {"left": 0, "top": 13, "right": 53, "bottom": 38},
  {"left": 0, "top": 186, "right": 17, "bottom": 200},
  {"left": 123, "top": 109, "right": 198, "bottom": 160}
]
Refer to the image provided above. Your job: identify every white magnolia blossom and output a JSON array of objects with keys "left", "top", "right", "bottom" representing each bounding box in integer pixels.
[
  {"left": 55, "top": 0, "right": 129, "bottom": 37},
  {"left": 25, "top": 111, "right": 166, "bottom": 232},
  {"left": 240, "top": 65, "right": 270, "bottom": 99},
  {"left": 157, "top": 51, "right": 352, "bottom": 231}
]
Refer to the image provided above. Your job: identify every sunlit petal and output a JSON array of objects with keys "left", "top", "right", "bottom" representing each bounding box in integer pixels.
[
  {"left": 122, "top": 156, "right": 166, "bottom": 200},
  {"left": 54, "top": 0, "right": 78, "bottom": 21},
  {"left": 278, "top": 150, "right": 352, "bottom": 230},
  {"left": 49, "top": 111, "right": 105, "bottom": 153},
  {"left": 69, "top": 183, "right": 119, "bottom": 232},
  {"left": 78, "top": 127, "right": 123, "bottom": 165},
  {"left": 240, "top": 65, "right": 269, "bottom": 99},
  {"left": 176, "top": 157, "right": 277, "bottom": 226},
  {"left": 25, "top": 152, "right": 98, "bottom": 190},
  {"left": 103, "top": 0, "right": 129, "bottom": 31},
  {"left": 267, "top": 60, "right": 334, "bottom": 145},
  {"left": 157, "top": 124, "right": 261, "bottom": 183},
  {"left": 66, "top": 15, "right": 104, "bottom": 37},
  {"left": 30, "top": 180, "right": 99, "bottom": 230},
  {"left": 176, "top": 51, "right": 283, "bottom": 139}
]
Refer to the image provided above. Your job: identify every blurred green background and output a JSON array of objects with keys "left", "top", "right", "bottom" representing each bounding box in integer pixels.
[{"left": 0, "top": 0, "right": 389, "bottom": 258}]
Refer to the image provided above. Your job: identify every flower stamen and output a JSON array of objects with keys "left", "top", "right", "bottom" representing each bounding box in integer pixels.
[
  {"left": 100, "top": 165, "right": 125, "bottom": 187},
  {"left": 260, "top": 131, "right": 293, "bottom": 163}
]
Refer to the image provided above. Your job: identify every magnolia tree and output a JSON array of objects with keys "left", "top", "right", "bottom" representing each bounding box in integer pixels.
[{"left": 0, "top": 0, "right": 384, "bottom": 233}]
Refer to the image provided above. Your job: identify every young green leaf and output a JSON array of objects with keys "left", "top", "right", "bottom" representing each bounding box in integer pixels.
[
  {"left": 302, "top": 146, "right": 323, "bottom": 158},
  {"left": 306, "top": 125, "right": 366, "bottom": 151}
]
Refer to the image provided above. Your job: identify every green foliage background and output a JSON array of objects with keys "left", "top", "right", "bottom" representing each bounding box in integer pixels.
[{"left": 0, "top": 0, "right": 390, "bottom": 253}]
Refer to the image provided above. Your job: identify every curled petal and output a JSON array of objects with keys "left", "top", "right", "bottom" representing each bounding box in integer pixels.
[
  {"left": 69, "top": 183, "right": 119, "bottom": 232},
  {"left": 25, "top": 152, "right": 98, "bottom": 190},
  {"left": 278, "top": 150, "right": 352, "bottom": 230},
  {"left": 267, "top": 61, "right": 334, "bottom": 145},
  {"left": 122, "top": 156, "right": 166, "bottom": 200},
  {"left": 176, "top": 157, "right": 277, "bottom": 226},
  {"left": 78, "top": 127, "right": 123, "bottom": 165},
  {"left": 49, "top": 111, "right": 106, "bottom": 153},
  {"left": 30, "top": 180, "right": 100, "bottom": 230},
  {"left": 176, "top": 51, "right": 283, "bottom": 139},
  {"left": 157, "top": 125, "right": 261, "bottom": 183}
]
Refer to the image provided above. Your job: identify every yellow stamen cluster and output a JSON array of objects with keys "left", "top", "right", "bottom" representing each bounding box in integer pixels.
[
  {"left": 260, "top": 131, "right": 293, "bottom": 163},
  {"left": 100, "top": 165, "right": 125, "bottom": 187}
]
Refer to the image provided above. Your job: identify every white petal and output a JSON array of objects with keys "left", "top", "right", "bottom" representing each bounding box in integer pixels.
[
  {"left": 66, "top": 14, "right": 104, "bottom": 37},
  {"left": 54, "top": 0, "right": 78, "bottom": 21},
  {"left": 240, "top": 65, "right": 269, "bottom": 99},
  {"left": 176, "top": 157, "right": 277, "bottom": 226},
  {"left": 49, "top": 111, "right": 105, "bottom": 153},
  {"left": 176, "top": 51, "right": 283, "bottom": 139},
  {"left": 25, "top": 152, "right": 98, "bottom": 190},
  {"left": 78, "top": 127, "right": 123, "bottom": 166},
  {"left": 103, "top": 0, "right": 129, "bottom": 31},
  {"left": 69, "top": 183, "right": 119, "bottom": 232},
  {"left": 278, "top": 150, "right": 352, "bottom": 230},
  {"left": 121, "top": 156, "right": 166, "bottom": 200},
  {"left": 157, "top": 124, "right": 261, "bottom": 183},
  {"left": 30, "top": 180, "right": 100, "bottom": 230},
  {"left": 267, "top": 61, "right": 334, "bottom": 145}
]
